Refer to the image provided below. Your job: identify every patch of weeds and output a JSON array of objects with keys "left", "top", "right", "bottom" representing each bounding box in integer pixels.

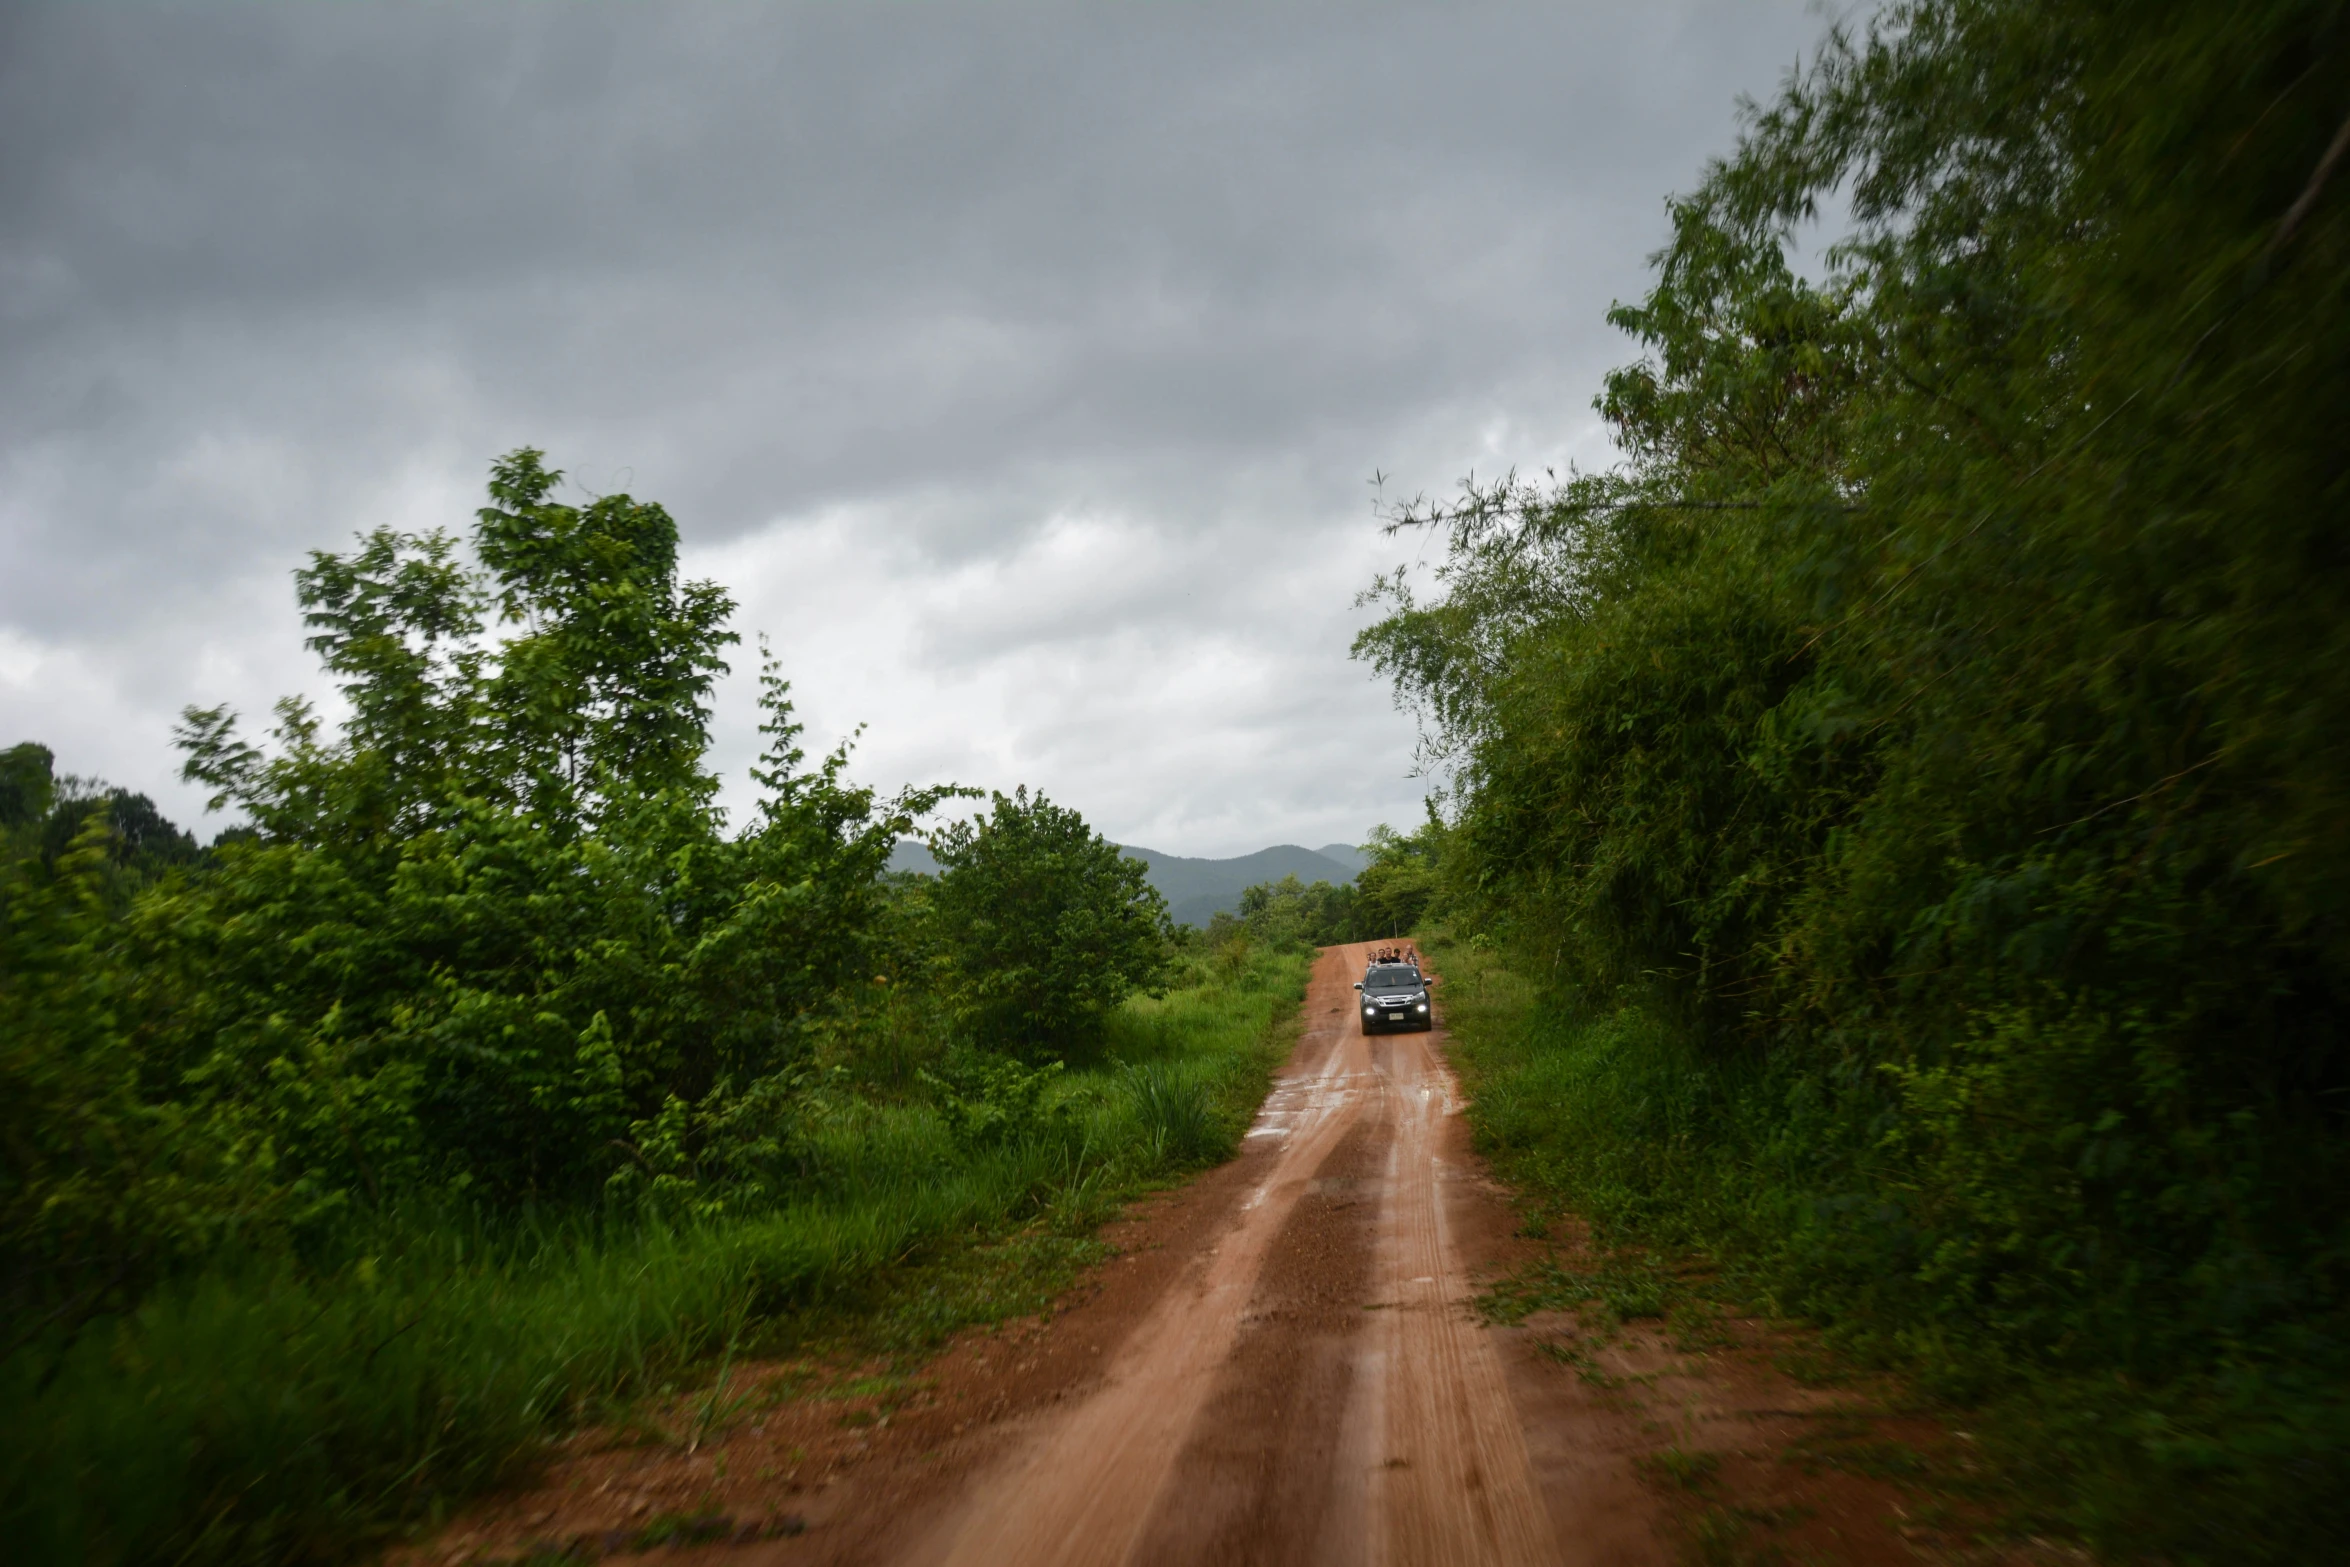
[
  {"left": 742, "top": 1363, "right": 820, "bottom": 1410},
  {"left": 1546, "top": 1341, "right": 1624, "bottom": 1389},
  {"left": 1679, "top": 1500, "right": 1817, "bottom": 1567},
  {"left": 1534, "top": 1338, "right": 1610, "bottom": 1385},
  {"left": 1665, "top": 1300, "right": 1736, "bottom": 1353},
  {"left": 1481, "top": 1257, "right": 1603, "bottom": 1324},
  {"left": 1770, "top": 1344, "right": 1851, "bottom": 1388},
  {"left": 1784, "top": 1426, "right": 1929, "bottom": 1483},
  {"left": 1642, "top": 1445, "right": 1723, "bottom": 1491},
  {"left": 1604, "top": 1271, "right": 1669, "bottom": 1322},
  {"left": 685, "top": 1334, "right": 751, "bottom": 1453},
  {"left": 602, "top": 1400, "right": 683, "bottom": 1450},
  {"left": 830, "top": 1373, "right": 911, "bottom": 1403},
  {"left": 496, "top": 1511, "right": 810, "bottom": 1561},
  {"left": 859, "top": 1229, "right": 1110, "bottom": 1354},
  {"left": 1485, "top": 1253, "right": 1680, "bottom": 1327},
  {"left": 1120, "top": 1062, "right": 1225, "bottom": 1169},
  {"left": 636, "top": 1509, "right": 736, "bottom": 1547},
  {"left": 1902, "top": 1494, "right": 1967, "bottom": 1535},
  {"left": 1048, "top": 1177, "right": 1126, "bottom": 1236},
  {"left": 1684, "top": 1504, "right": 1783, "bottom": 1567},
  {"left": 498, "top": 1544, "right": 595, "bottom": 1567}
]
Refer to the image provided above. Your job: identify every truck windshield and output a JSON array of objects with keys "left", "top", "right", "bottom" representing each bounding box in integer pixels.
[{"left": 1365, "top": 966, "right": 1420, "bottom": 990}]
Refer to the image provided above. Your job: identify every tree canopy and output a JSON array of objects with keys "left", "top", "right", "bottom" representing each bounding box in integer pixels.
[
  {"left": 927, "top": 788, "right": 1171, "bottom": 1056},
  {"left": 1359, "top": 2, "right": 2350, "bottom": 1554},
  {"left": 2, "top": 452, "right": 961, "bottom": 1324}
]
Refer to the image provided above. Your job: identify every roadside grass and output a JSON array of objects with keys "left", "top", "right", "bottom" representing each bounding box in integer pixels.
[
  {"left": 1429, "top": 927, "right": 2350, "bottom": 1565},
  {"left": 0, "top": 945, "right": 1309, "bottom": 1567},
  {"left": 1424, "top": 929, "right": 2021, "bottom": 1559}
]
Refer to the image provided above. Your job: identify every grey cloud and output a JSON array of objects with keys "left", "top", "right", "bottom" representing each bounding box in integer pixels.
[{"left": 3, "top": 0, "right": 1846, "bottom": 851}]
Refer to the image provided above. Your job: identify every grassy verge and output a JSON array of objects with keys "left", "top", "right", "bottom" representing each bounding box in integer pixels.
[
  {"left": 1426, "top": 927, "right": 2350, "bottom": 1566},
  {"left": 1426, "top": 930, "right": 2025, "bottom": 1563},
  {"left": 0, "top": 945, "right": 1310, "bottom": 1567}
]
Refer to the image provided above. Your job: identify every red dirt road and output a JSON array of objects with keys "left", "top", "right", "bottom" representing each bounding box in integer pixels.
[
  {"left": 908, "top": 941, "right": 1567, "bottom": 1567},
  {"left": 419, "top": 945, "right": 2002, "bottom": 1567}
]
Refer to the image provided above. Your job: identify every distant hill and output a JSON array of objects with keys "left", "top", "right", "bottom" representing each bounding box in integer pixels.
[
  {"left": 1118, "top": 843, "right": 1361, "bottom": 927},
  {"left": 884, "top": 839, "right": 1361, "bottom": 927}
]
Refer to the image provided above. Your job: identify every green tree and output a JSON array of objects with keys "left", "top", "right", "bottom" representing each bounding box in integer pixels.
[
  {"left": 928, "top": 789, "right": 1170, "bottom": 1056},
  {"left": 1352, "top": 819, "right": 1443, "bottom": 940},
  {"left": 1228, "top": 874, "right": 1354, "bottom": 948},
  {"left": 0, "top": 804, "right": 276, "bottom": 1332},
  {"left": 118, "top": 453, "right": 941, "bottom": 1209},
  {"left": 1358, "top": 2, "right": 2350, "bottom": 1555},
  {"left": 0, "top": 744, "right": 55, "bottom": 832}
]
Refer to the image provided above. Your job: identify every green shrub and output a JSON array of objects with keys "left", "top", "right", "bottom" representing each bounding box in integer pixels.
[
  {"left": 922, "top": 1056, "right": 1073, "bottom": 1151},
  {"left": 1439, "top": 930, "right": 2350, "bottom": 1563},
  {"left": 926, "top": 788, "right": 1172, "bottom": 1057},
  {"left": 0, "top": 949, "right": 1311, "bottom": 1567},
  {"left": 1119, "top": 1063, "right": 1223, "bottom": 1169}
]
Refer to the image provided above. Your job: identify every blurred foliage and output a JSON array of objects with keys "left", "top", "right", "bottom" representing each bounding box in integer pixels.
[{"left": 1361, "top": 3, "right": 2350, "bottom": 1559}]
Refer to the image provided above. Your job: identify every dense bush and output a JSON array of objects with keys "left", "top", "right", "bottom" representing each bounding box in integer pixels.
[
  {"left": 0, "top": 450, "right": 1289, "bottom": 1565},
  {"left": 1, "top": 744, "right": 200, "bottom": 877},
  {"left": 1349, "top": 819, "right": 1442, "bottom": 939},
  {"left": 0, "top": 942, "right": 1309, "bottom": 1567},
  {"left": 925, "top": 788, "right": 1172, "bottom": 1056},
  {"left": 1361, "top": 3, "right": 2350, "bottom": 1557},
  {"left": 1, "top": 757, "right": 280, "bottom": 1338},
  {"left": 7, "top": 451, "right": 1265, "bottom": 1324},
  {"left": 3, "top": 453, "right": 963, "bottom": 1336}
]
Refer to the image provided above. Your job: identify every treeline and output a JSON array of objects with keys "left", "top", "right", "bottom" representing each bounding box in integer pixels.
[
  {"left": 1201, "top": 819, "right": 1442, "bottom": 951},
  {"left": 1359, "top": 2, "right": 2347, "bottom": 1559},
  {"left": 0, "top": 452, "right": 1244, "bottom": 1564},
  {"left": 0, "top": 743, "right": 205, "bottom": 872}
]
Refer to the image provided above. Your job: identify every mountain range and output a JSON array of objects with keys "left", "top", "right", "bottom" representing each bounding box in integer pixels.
[{"left": 885, "top": 839, "right": 1367, "bottom": 927}]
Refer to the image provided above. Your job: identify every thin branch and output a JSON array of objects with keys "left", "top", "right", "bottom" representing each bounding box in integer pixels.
[
  {"left": 2033, "top": 751, "right": 2226, "bottom": 837},
  {"left": 2271, "top": 105, "right": 2350, "bottom": 256},
  {"left": 1381, "top": 497, "right": 1860, "bottom": 536}
]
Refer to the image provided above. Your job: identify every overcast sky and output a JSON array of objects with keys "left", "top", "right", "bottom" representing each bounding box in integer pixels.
[{"left": 2, "top": 0, "right": 1844, "bottom": 857}]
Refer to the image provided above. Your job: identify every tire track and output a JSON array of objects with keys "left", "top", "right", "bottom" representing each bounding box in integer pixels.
[{"left": 908, "top": 944, "right": 1559, "bottom": 1567}]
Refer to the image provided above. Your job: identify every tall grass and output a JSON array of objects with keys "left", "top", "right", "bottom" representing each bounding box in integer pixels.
[
  {"left": 0, "top": 946, "right": 1309, "bottom": 1567},
  {"left": 1428, "top": 930, "right": 2350, "bottom": 1564}
]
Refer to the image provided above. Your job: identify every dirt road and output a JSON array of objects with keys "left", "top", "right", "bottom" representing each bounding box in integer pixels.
[
  {"left": 422, "top": 944, "right": 1981, "bottom": 1567},
  {"left": 907, "top": 941, "right": 1569, "bottom": 1567}
]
